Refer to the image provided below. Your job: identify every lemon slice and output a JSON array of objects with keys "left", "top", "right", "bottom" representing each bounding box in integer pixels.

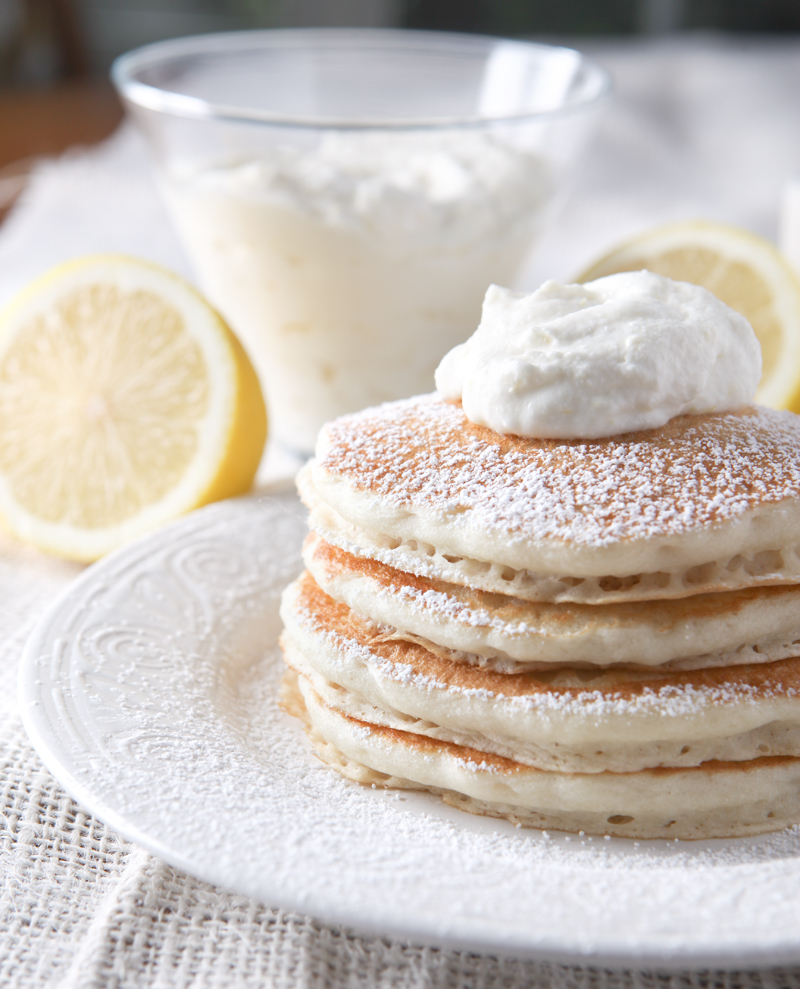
[
  {"left": 0, "top": 255, "right": 267, "bottom": 561},
  {"left": 576, "top": 220, "right": 800, "bottom": 411}
]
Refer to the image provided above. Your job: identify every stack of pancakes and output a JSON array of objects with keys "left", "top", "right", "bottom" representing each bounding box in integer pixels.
[{"left": 280, "top": 395, "right": 800, "bottom": 839}]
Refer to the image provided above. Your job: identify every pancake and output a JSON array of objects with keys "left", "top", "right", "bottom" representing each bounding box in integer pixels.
[
  {"left": 306, "top": 397, "right": 800, "bottom": 593},
  {"left": 280, "top": 571, "right": 800, "bottom": 774},
  {"left": 304, "top": 484, "right": 800, "bottom": 605},
  {"left": 283, "top": 668, "right": 800, "bottom": 840},
  {"left": 304, "top": 533, "right": 800, "bottom": 670},
  {"left": 282, "top": 393, "right": 800, "bottom": 837}
]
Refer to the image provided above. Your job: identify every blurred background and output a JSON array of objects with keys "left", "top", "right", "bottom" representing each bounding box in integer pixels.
[
  {"left": 3, "top": 0, "right": 800, "bottom": 89},
  {"left": 1, "top": 0, "right": 799, "bottom": 211}
]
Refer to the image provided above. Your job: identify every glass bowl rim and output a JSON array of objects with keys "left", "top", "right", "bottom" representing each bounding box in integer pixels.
[{"left": 111, "top": 27, "right": 612, "bottom": 131}]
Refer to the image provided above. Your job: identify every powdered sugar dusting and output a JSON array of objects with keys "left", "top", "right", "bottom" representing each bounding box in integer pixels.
[
  {"left": 393, "top": 582, "right": 535, "bottom": 633},
  {"left": 290, "top": 589, "right": 800, "bottom": 721},
  {"left": 20, "top": 491, "right": 800, "bottom": 965},
  {"left": 318, "top": 397, "right": 800, "bottom": 547}
]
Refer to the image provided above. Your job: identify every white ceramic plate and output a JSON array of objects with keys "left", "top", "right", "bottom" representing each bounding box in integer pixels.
[{"left": 18, "top": 490, "right": 800, "bottom": 970}]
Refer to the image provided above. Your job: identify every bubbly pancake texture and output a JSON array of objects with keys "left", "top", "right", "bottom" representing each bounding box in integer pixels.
[
  {"left": 304, "top": 534, "right": 800, "bottom": 670},
  {"left": 303, "top": 484, "right": 800, "bottom": 605},
  {"left": 310, "top": 397, "right": 800, "bottom": 580}
]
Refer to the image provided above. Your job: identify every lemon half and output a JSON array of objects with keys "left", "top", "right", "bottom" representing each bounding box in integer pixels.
[
  {"left": 0, "top": 255, "right": 267, "bottom": 561},
  {"left": 577, "top": 221, "right": 800, "bottom": 411}
]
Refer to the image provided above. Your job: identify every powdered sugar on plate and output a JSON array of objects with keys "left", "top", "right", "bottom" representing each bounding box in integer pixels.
[{"left": 17, "top": 491, "right": 800, "bottom": 968}]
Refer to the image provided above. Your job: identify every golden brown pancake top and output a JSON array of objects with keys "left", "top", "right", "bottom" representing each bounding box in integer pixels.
[{"left": 316, "top": 396, "right": 800, "bottom": 548}]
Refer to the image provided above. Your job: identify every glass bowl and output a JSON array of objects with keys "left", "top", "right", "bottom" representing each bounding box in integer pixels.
[{"left": 113, "top": 29, "right": 610, "bottom": 452}]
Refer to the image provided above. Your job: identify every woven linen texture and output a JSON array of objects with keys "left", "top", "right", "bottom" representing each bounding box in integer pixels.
[{"left": 4, "top": 750, "right": 800, "bottom": 989}]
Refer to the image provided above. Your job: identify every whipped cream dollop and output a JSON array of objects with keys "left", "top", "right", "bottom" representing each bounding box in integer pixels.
[{"left": 434, "top": 271, "right": 762, "bottom": 439}]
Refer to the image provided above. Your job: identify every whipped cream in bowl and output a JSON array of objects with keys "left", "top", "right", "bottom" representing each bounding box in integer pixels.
[
  {"left": 113, "top": 30, "right": 609, "bottom": 452},
  {"left": 161, "top": 129, "right": 552, "bottom": 452},
  {"left": 435, "top": 271, "right": 762, "bottom": 439}
]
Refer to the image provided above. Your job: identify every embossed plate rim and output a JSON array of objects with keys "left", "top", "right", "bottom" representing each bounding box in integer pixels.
[{"left": 17, "top": 490, "right": 800, "bottom": 970}]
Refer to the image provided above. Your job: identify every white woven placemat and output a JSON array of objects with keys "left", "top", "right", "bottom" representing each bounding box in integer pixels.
[{"left": 3, "top": 35, "right": 800, "bottom": 987}]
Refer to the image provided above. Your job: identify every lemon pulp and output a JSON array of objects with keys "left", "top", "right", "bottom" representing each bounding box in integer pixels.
[{"left": 0, "top": 255, "right": 266, "bottom": 560}]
